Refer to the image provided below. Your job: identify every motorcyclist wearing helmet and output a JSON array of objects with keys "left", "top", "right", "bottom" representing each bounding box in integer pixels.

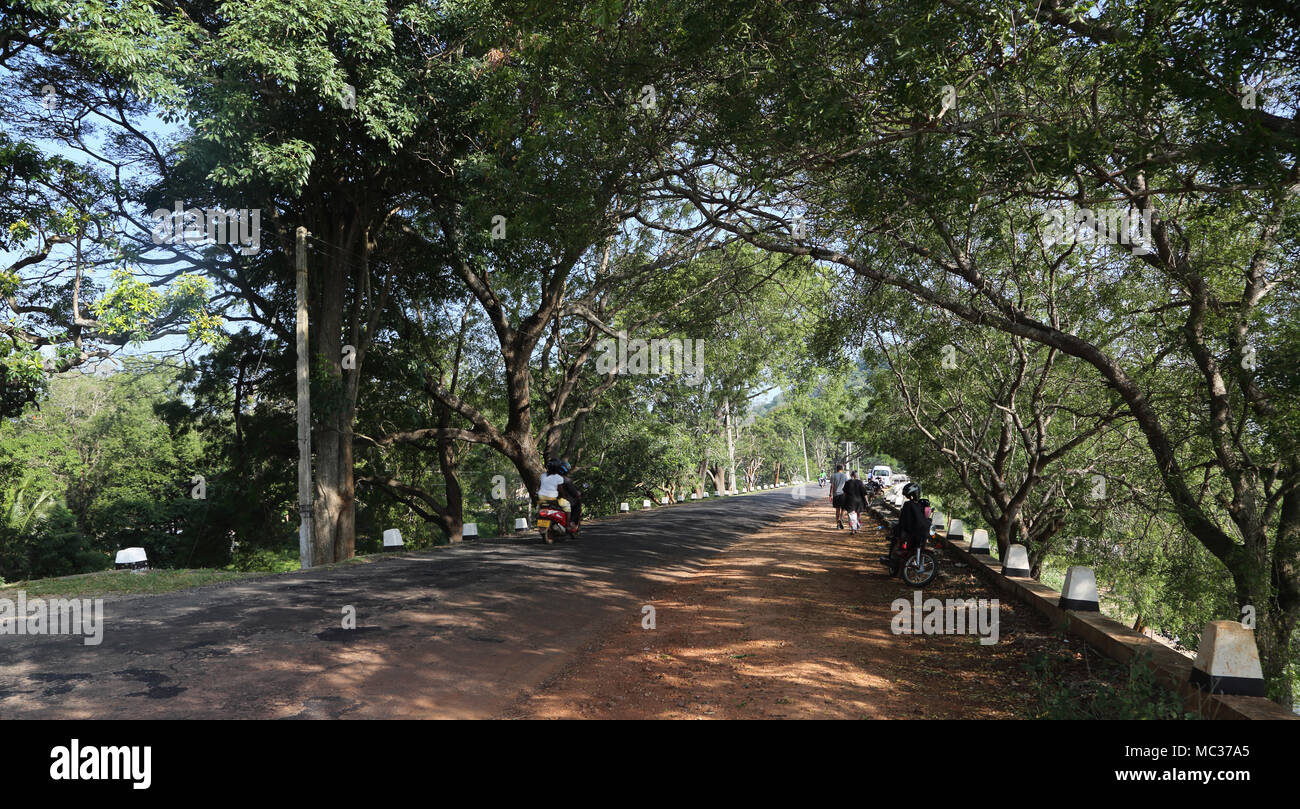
[
  {"left": 882, "top": 481, "right": 928, "bottom": 564},
  {"left": 539, "top": 458, "right": 583, "bottom": 535},
  {"left": 865, "top": 475, "right": 884, "bottom": 500}
]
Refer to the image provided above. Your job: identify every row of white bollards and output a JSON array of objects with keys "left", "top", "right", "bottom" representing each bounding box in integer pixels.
[
  {"left": 112, "top": 480, "right": 788, "bottom": 572},
  {"left": 383, "top": 522, "right": 478, "bottom": 549},
  {"left": 930, "top": 508, "right": 1268, "bottom": 698}
]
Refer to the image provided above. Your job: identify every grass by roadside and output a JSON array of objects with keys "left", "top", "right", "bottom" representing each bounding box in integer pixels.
[
  {"left": 0, "top": 568, "right": 258, "bottom": 598},
  {"left": 0, "top": 544, "right": 406, "bottom": 600}
]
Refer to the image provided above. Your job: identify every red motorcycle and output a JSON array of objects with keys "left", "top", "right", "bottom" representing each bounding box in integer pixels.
[{"left": 536, "top": 502, "right": 572, "bottom": 544}]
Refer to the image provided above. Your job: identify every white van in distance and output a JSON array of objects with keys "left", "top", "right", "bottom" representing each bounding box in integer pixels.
[{"left": 871, "top": 465, "right": 893, "bottom": 487}]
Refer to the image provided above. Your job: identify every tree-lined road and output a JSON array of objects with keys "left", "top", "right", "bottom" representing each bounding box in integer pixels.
[{"left": 0, "top": 489, "right": 811, "bottom": 719}]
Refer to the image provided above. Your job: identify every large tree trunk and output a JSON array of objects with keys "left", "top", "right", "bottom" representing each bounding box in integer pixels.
[
  {"left": 1239, "top": 497, "right": 1300, "bottom": 708},
  {"left": 992, "top": 519, "right": 1013, "bottom": 561},
  {"left": 310, "top": 237, "right": 357, "bottom": 565},
  {"left": 437, "top": 406, "right": 465, "bottom": 544},
  {"left": 305, "top": 210, "right": 393, "bottom": 566},
  {"left": 710, "top": 465, "right": 727, "bottom": 494},
  {"left": 1255, "top": 603, "right": 1298, "bottom": 708},
  {"left": 1260, "top": 490, "right": 1300, "bottom": 707},
  {"left": 313, "top": 422, "right": 356, "bottom": 563}
]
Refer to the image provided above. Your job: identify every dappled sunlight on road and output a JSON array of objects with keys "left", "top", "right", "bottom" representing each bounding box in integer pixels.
[
  {"left": 504, "top": 500, "right": 1073, "bottom": 719},
  {"left": 0, "top": 492, "right": 809, "bottom": 719}
]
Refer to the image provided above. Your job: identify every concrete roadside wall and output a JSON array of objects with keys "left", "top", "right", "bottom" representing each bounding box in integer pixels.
[{"left": 868, "top": 500, "right": 1297, "bottom": 721}]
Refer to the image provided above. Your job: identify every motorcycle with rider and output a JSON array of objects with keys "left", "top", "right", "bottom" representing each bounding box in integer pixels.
[{"left": 536, "top": 458, "right": 583, "bottom": 544}]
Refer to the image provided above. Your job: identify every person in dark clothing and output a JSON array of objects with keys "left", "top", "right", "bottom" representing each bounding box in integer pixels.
[
  {"left": 559, "top": 474, "right": 582, "bottom": 533},
  {"left": 865, "top": 476, "right": 884, "bottom": 502},
  {"left": 882, "top": 481, "right": 928, "bottom": 563},
  {"left": 841, "top": 470, "right": 868, "bottom": 534}
]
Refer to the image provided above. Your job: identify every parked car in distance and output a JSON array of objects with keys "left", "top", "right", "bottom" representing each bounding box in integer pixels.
[{"left": 870, "top": 465, "right": 893, "bottom": 487}]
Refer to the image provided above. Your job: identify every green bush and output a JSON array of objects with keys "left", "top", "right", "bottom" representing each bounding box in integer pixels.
[
  {"left": 1024, "top": 649, "right": 1199, "bottom": 720},
  {"left": 227, "top": 545, "right": 299, "bottom": 573}
]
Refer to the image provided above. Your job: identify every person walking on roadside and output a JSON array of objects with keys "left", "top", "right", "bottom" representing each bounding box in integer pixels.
[
  {"left": 830, "top": 464, "right": 849, "bottom": 529},
  {"left": 841, "top": 470, "right": 868, "bottom": 535}
]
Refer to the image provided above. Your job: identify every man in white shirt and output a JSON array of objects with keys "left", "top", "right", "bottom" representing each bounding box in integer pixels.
[{"left": 830, "top": 465, "right": 849, "bottom": 529}]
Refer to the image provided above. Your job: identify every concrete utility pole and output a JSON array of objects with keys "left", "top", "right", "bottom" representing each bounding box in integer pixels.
[
  {"left": 295, "top": 227, "right": 313, "bottom": 569},
  {"left": 724, "top": 398, "right": 737, "bottom": 493}
]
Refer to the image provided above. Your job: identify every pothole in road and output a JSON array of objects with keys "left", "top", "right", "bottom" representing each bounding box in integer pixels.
[
  {"left": 26, "top": 671, "right": 94, "bottom": 699},
  {"left": 28, "top": 671, "right": 94, "bottom": 682},
  {"left": 113, "top": 668, "right": 187, "bottom": 700}
]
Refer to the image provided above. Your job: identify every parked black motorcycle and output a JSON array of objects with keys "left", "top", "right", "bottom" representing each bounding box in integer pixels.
[{"left": 878, "top": 518, "right": 941, "bottom": 587}]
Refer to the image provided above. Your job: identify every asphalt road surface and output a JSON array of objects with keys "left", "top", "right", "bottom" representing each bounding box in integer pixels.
[{"left": 0, "top": 486, "right": 819, "bottom": 719}]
